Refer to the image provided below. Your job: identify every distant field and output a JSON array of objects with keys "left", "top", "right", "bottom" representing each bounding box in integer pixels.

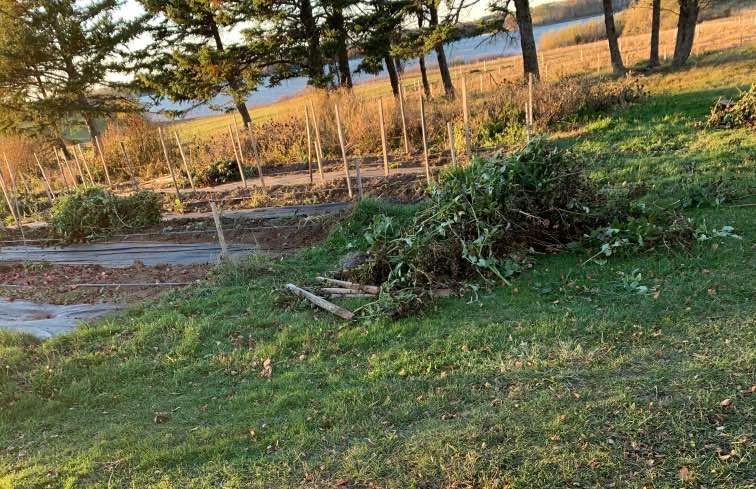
[{"left": 172, "top": 10, "right": 756, "bottom": 140}]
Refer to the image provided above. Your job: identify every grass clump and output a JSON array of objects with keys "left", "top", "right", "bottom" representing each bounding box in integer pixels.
[
  {"left": 707, "top": 85, "right": 756, "bottom": 129},
  {"left": 48, "top": 187, "right": 162, "bottom": 243}
]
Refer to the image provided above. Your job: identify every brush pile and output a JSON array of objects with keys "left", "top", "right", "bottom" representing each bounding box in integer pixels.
[
  {"left": 348, "top": 137, "right": 690, "bottom": 317},
  {"left": 707, "top": 86, "right": 756, "bottom": 129}
]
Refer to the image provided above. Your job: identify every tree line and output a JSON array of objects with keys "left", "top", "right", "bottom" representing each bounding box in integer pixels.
[{"left": 0, "top": 0, "right": 712, "bottom": 155}]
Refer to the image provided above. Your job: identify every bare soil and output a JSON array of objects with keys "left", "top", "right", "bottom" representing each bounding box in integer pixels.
[{"left": 0, "top": 262, "right": 209, "bottom": 305}]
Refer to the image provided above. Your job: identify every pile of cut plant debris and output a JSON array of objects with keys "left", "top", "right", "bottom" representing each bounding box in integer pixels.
[
  {"left": 286, "top": 138, "right": 734, "bottom": 319},
  {"left": 707, "top": 86, "right": 756, "bottom": 129}
]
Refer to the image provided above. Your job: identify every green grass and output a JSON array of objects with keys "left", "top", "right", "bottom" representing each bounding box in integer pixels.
[{"left": 1, "top": 50, "right": 755, "bottom": 488}]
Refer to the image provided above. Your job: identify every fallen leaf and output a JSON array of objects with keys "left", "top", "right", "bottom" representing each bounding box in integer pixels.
[
  {"left": 153, "top": 411, "right": 170, "bottom": 424},
  {"left": 679, "top": 466, "right": 690, "bottom": 480},
  {"left": 720, "top": 398, "right": 732, "bottom": 408},
  {"left": 260, "top": 358, "right": 272, "bottom": 378}
]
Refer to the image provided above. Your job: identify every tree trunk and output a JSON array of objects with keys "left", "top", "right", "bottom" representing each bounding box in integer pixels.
[
  {"left": 649, "top": 0, "right": 661, "bottom": 67},
  {"left": 673, "top": 0, "right": 699, "bottom": 67},
  {"left": 84, "top": 115, "right": 99, "bottom": 139},
  {"left": 602, "top": 0, "right": 625, "bottom": 73},
  {"left": 209, "top": 16, "right": 253, "bottom": 126},
  {"left": 427, "top": 3, "right": 454, "bottom": 97},
  {"left": 328, "top": 7, "right": 353, "bottom": 89},
  {"left": 384, "top": 55, "right": 400, "bottom": 97},
  {"left": 56, "top": 136, "right": 72, "bottom": 160},
  {"left": 419, "top": 56, "right": 431, "bottom": 98},
  {"left": 513, "top": 0, "right": 540, "bottom": 80},
  {"left": 300, "top": 0, "right": 327, "bottom": 87}
]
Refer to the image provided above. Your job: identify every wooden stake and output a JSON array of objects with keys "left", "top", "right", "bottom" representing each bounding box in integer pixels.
[
  {"left": 246, "top": 125, "right": 267, "bottom": 190},
  {"left": 419, "top": 97, "right": 431, "bottom": 185},
  {"left": 227, "top": 124, "right": 248, "bottom": 189},
  {"left": 378, "top": 97, "right": 389, "bottom": 176},
  {"left": 71, "top": 148, "right": 86, "bottom": 184},
  {"left": 334, "top": 104, "right": 354, "bottom": 199},
  {"left": 158, "top": 127, "right": 182, "bottom": 200},
  {"left": 94, "top": 136, "right": 112, "bottom": 187},
  {"left": 307, "top": 102, "right": 325, "bottom": 183},
  {"left": 174, "top": 132, "right": 195, "bottom": 191},
  {"left": 461, "top": 77, "right": 471, "bottom": 160},
  {"left": 33, "top": 153, "right": 55, "bottom": 201},
  {"left": 0, "top": 169, "right": 18, "bottom": 224},
  {"left": 285, "top": 283, "right": 355, "bottom": 320},
  {"left": 304, "top": 108, "right": 313, "bottom": 183},
  {"left": 398, "top": 84, "right": 410, "bottom": 155},
  {"left": 232, "top": 119, "right": 250, "bottom": 190},
  {"left": 53, "top": 149, "right": 70, "bottom": 190},
  {"left": 315, "top": 277, "right": 379, "bottom": 295},
  {"left": 447, "top": 122, "right": 457, "bottom": 166},
  {"left": 209, "top": 201, "right": 229, "bottom": 261},
  {"left": 528, "top": 72, "right": 534, "bottom": 136},
  {"left": 2, "top": 154, "right": 23, "bottom": 233},
  {"left": 118, "top": 141, "right": 139, "bottom": 191},
  {"left": 76, "top": 144, "right": 95, "bottom": 184},
  {"left": 479, "top": 73, "right": 484, "bottom": 93}
]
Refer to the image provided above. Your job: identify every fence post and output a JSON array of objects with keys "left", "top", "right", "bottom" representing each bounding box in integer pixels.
[
  {"left": 76, "top": 144, "right": 95, "bottom": 184},
  {"left": 419, "top": 97, "right": 431, "bottom": 185},
  {"left": 2, "top": 153, "right": 23, "bottom": 231},
  {"left": 94, "top": 136, "right": 113, "bottom": 187},
  {"left": 304, "top": 107, "right": 313, "bottom": 183},
  {"left": 158, "top": 127, "right": 182, "bottom": 200},
  {"left": 228, "top": 124, "right": 248, "bottom": 189},
  {"left": 398, "top": 84, "right": 410, "bottom": 155},
  {"left": 334, "top": 104, "right": 354, "bottom": 199},
  {"left": 33, "top": 153, "right": 55, "bottom": 200},
  {"left": 173, "top": 131, "right": 196, "bottom": 191},
  {"left": 118, "top": 141, "right": 139, "bottom": 191},
  {"left": 307, "top": 102, "right": 325, "bottom": 183},
  {"left": 378, "top": 97, "right": 389, "bottom": 176},
  {"left": 246, "top": 125, "right": 267, "bottom": 190},
  {"left": 210, "top": 201, "right": 229, "bottom": 261},
  {"left": 447, "top": 122, "right": 457, "bottom": 167},
  {"left": 462, "top": 77, "right": 471, "bottom": 161},
  {"left": 528, "top": 72, "right": 534, "bottom": 138}
]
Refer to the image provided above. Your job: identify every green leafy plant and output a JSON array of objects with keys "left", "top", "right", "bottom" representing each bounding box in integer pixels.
[{"left": 48, "top": 187, "right": 161, "bottom": 243}]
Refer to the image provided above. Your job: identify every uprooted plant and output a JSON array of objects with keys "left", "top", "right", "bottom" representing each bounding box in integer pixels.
[{"left": 346, "top": 137, "right": 703, "bottom": 318}]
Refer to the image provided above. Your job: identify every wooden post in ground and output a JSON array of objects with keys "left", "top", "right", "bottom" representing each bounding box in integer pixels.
[
  {"left": 334, "top": 104, "right": 354, "bottom": 199},
  {"left": 76, "top": 144, "right": 95, "bottom": 184},
  {"left": 118, "top": 141, "right": 139, "bottom": 191},
  {"left": 94, "top": 136, "right": 112, "bottom": 187},
  {"left": 479, "top": 73, "right": 484, "bottom": 93},
  {"left": 398, "top": 84, "right": 410, "bottom": 155},
  {"left": 419, "top": 97, "right": 431, "bottom": 185},
  {"left": 447, "top": 122, "right": 457, "bottom": 166},
  {"left": 227, "top": 124, "right": 248, "bottom": 189},
  {"left": 53, "top": 149, "right": 70, "bottom": 190},
  {"left": 378, "top": 97, "right": 389, "bottom": 177},
  {"left": 71, "top": 148, "right": 85, "bottom": 184},
  {"left": 528, "top": 72, "right": 534, "bottom": 140},
  {"left": 0, "top": 169, "right": 18, "bottom": 224},
  {"left": 304, "top": 108, "right": 313, "bottom": 183},
  {"left": 173, "top": 132, "right": 195, "bottom": 191},
  {"left": 157, "top": 127, "right": 182, "bottom": 200},
  {"left": 57, "top": 149, "right": 75, "bottom": 186},
  {"left": 209, "top": 201, "right": 229, "bottom": 261},
  {"left": 2, "top": 153, "right": 23, "bottom": 229},
  {"left": 246, "top": 126, "right": 267, "bottom": 190},
  {"left": 33, "top": 153, "right": 55, "bottom": 200},
  {"left": 307, "top": 102, "right": 325, "bottom": 183},
  {"left": 462, "top": 77, "right": 471, "bottom": 161}
]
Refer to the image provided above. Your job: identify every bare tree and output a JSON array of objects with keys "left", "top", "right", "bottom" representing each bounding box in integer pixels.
[
  {"left": 602, "top": 0, "right": 625, "bottom": 73},
  {"left": 649, "top": 0, "right": 661, "bottom": 67},
  {"left": 673, "top": 0, "right": 706, "bottom": 66}
]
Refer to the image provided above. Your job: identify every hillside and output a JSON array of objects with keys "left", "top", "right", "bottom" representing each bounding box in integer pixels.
[{"left": 1, "top": 42, "right": 754, "bottom": 487}]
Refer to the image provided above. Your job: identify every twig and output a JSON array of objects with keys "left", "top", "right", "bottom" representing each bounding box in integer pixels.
[{"left": 315, "top": 277, "right": 379, "bottom": 295}]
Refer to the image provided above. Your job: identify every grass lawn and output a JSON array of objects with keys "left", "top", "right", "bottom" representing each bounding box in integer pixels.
[{"left": 1, "top": 49, "right": 754, "bottom": 488}]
